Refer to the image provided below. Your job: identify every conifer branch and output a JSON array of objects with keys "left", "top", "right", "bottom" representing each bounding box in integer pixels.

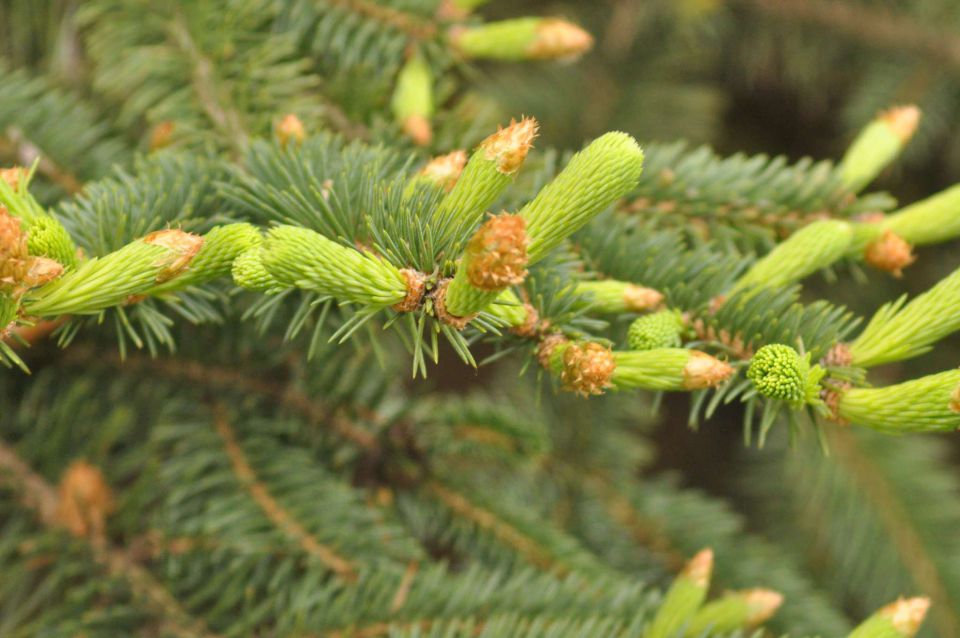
[
  {"left": 825, "top": 428, "right": 959, "bottom": 637},
  {"left": 424, "top": 479, "right": 563, "bottom": 573},
  {"left": 210, "top": 403, "right": 359, "bottom": 581},
  {"left": 325, "top": 0, "right": 438, "bottom": 41},
  {"left": 0, "top": 440, "right": 221, "bottom": 638}
]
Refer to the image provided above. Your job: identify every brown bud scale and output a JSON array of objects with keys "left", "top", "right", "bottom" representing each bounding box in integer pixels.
[
  {"left": 466, "top": 214, "right": 529, "bottom": 290},
  {"left": 480, "top": 117, "right": 539, "bottom": 175}
]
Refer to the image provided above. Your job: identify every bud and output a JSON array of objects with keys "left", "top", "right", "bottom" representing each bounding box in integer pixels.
[
  {"left": 522, "top": 132, "right": 644, "bottom": 264},
  {"left": 21, "top": 257, "right": 64, "bottom": 289},
  {"left": 416, "top": 150, "right": 467, "bottom": 193},
  {"left": 0, "top": 166, "right": 25, "bottom": 191},
  {"left": 612, "top": 348, "right": 732, "bottom": 391},
  {"left": 480, "top": 117, "right": 539, "bottom": 176},
  {"left": 747, "top": 344, "right": 825, "bottom": 408},
  {"left": 392, "top": 53, "right": 434, "bottom": 146},
  {"left": 55, "top": 460, "right": 115, "bottom": 538},
  {"left": 151, "top": 223, "right": 261, "bottom": 292},
  {"left": 881, "top": 183, "right": 960, "bottom": 247},
  {"left": 24, "top": 215, "right": 79, "bottom": 270},
  {"left": 24, "top": 231, "right": 204, "bottom": 317},
  {"left": 848, "top": 597, "right": 930, "bottom": 638},
  {"left": 575, "top": 280, "right": 663, "bottom": 314},
  {"left": 443, "top": 214, "right": 529, "bottom": 318},
  {"left": 232, "top": 247, "right": 282, "bottom": 292},
  {"left": 143, "top": 229, "right": 204, "bottom": 283},
  {"left": 276, "top": 113, "right": 306, "bottom": 147},
  {"left": 683, "top": 588, "right": 784, "bottom": 637},
  {"left": 849, "top": 265, "right": 960, "bottom": 368},
  {"left": 431, "top": 118, "right": 538, "bottom": 240},
  {"left": 840, "top": 105, "right": 920, "bottom": 192},
  {"left": 838, "top": 368, "right": 960, "bottom": 433},
  {"left": 628, "top": 310, "right": 684, "bottom": 351},
  {"left": 682, "top": 350, "right": 735, "bottom": 390},
  {"left": 864, "top": 229, "right": 915, "bottom": 277},
  {"left": 647, "top": 549, "right": 713, "bottom": 638},
  {"left": 452, "top": 18, "right": 593, "bottom": 62},
  {"left": 465, "top": 214, "right": 529, "bottom": 290},
  {"left": 391, "top": 268, "right": 426, "bottom": 313},
  {"left": 261, "top": 225, "right": 408, "bottom": 306},
  {"left": 432, "top": 278, "right": 477, "bottom": 330},
  {"left": 149, "top": 121, "right": 176, "bottom": 150},
  {"left": 559, "top": 341, "right": 616, "bottom": 396},
  {"left": 730, "top": 220, "right": 854, "bottom": 294}
]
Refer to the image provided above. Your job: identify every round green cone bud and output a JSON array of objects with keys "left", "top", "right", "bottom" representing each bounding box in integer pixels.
[
  {"left": 731, "top": 219, "right": 854, "bottom": 294},
  {"left": 521, "top": 132, "right": 644, "bottom": 264},
  {"left": 747, "top": 344, "right": 825, "bottom": 407},
  {"left": 628, "top": 310, "right": 683, "bottom": 351}
]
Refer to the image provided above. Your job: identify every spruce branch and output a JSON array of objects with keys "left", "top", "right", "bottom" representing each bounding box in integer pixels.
[
  {"left": 0, "top": 439, "right": 222, "bottom": 638},
  {"left": 210, "top": 403, "right": 358, "bottom": 581}
]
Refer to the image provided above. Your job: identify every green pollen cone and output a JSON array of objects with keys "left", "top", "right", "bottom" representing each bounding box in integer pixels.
[{"left": 627, "top": 310, "right": 684, "bottom": 351}]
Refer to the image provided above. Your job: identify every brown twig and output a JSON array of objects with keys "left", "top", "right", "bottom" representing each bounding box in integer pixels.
[{"left": 211, "top": 403, "right": 359, "bottom": 581}]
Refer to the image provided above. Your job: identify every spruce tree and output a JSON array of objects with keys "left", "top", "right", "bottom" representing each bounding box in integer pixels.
[{"left": 1, "top": 2, "right": 959, "bottom": 637}]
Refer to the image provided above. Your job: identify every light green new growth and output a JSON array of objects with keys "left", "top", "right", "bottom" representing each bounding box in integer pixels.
[
  {"left": 731, "top": 219, "right": 853, "bottom": 294},
  {"left": 521, "top": 132, "right": 644, "bottom": 264},
  {"left": 838, "top": 369, "right": 960, "bottom": 434},
  {"left": 881, "top": 183, "right": 960, "bottom": 246},
  {"left": 683, "top": 590, "right": 783, "bottom": 637},
  {"left": 847, "top": 598, "right": 930, "bottom": 638},
  {"left": 448, "top": 0, "right": 489, "bottom": 10},
  {"left": 152, "top": 223, "right": 262, "bottom": 293},
  {"left": 612, "top": 348, "right": 733, "bottom": 391},
  {"left": 575, "top": 279, "right": 664, "bottom": 314},
  {"left": 452, "top": 18, "right": 593, "bottom": 61},
  {"left": 24, "top": 234, "right": 197, "bottom": 316},
  {"left": 444, "top": 271, "right": 499, "bottom": 317},
  {"left": 0, "top": 294, "right": 17, "bottom": 330},
  {"left": 0, "top": 170, "right": 78, "bottom": 268},
  {"left": 848, "top": 266, "right": 960, "bottom": 367},
  {"left": 431, "top": 118, "right": 537, "bottom": 240},
  {"left": 443, "top": 214, "right": 528, "bottom": 318},
  {"left": 261, "top": 225, "right": 407, "bottom": 306},
  {"left": 839, "top": 106, "right": 919, "bottom": 192},
  {"left": 232, "top": 247, "right": 282, "bottom": 292},
  {"left": 747, "top": 344, "right": 825, "bottom": 408},
  {"left": 391, "top": 52, "right": 433, "bottom": 144},
  {"left": 484, "top": 288, "right": 529, "bottom": 327},
  {"left": 647, "top": 549, "right": 713, "bottom": 638},
  {"left": 627, "top": 310, "right": 684, "bottom": 351},
  {"left": 23, "top": 215, "right": 79, "bottom": 270}
]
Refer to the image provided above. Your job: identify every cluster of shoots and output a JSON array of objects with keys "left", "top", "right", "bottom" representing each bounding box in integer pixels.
[
  {"left": 4, "top": 97, "right": 960, "bottom": 438},
  {"left": 650, "top": 549, "right": 929, "bottom": 638}
]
